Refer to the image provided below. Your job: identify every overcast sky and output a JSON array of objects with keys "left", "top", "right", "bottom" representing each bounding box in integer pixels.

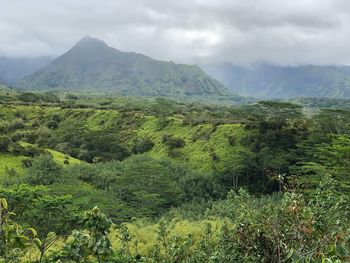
[{"left": 1, "top": 0, "right": 350, "bottom": 65}]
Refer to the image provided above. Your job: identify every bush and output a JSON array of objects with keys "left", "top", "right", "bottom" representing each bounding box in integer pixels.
[
  {"left": 22, "top": 145, "right": 45, "bottom": 157},
  {"left": 167, "top": 148, "right": 183, "bottom": 158},
  {"left": 24, "top": 131, "right": 39, "bottom": 144},
  {"left": 9, "top": 119, "right": 24, "bottom": 131},
  {"left": 132, "top": 137, "right": 155, "bottom": 154},
  {"left": 42, "top": 92, "right": 60, "bottom": 103},
  {"left": 21, "top": 159, "right": 33, "bottom": 168},
  {"left": 17, "top": 92, "right": 40, "bottom": 103},
  {"left": 0, "top": 135, "right": 11, "bottom": 152},
  {"left": 26, "top": 155, "right": 62, "bottom": 185},
  {"left": 162, "top": 133, "right": 171, "bottom": 143},
  {"left": 46, "top": 120, "right": 59, "bottom": 129},
  {"left": 10, "top": 131, "right": 25, "bottom": 142},
  {"left": 156, "top": 117, "right": 170, "bottom": 131},
  {"left": 11, "top": 143, "right": 26, "bottom": 155},
  {"left": 0, "top": 122, "right": 9, "bottom": 133},
  {"left": 227, "top": 135, "right": 236, "bottom": 146},
  {"left": 51, "top": 114, "right": 62, "bottom": 123},
  {"left": 163, "top": 135, "right": 186, "bottom": 149}
]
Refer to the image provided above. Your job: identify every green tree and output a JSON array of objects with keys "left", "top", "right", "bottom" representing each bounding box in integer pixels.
[
  {"left": 0, "top": 184, "right": 75, "bottom": 261},
  {"left": 0, "top": 198, "right": 41, "bottom": 263},
  {"left": 31, "top": 195, "right": 74, "bottom": 262},
  {"left": 55, "top": 207, "right": 113, "bottom": 263},
  {"left": 26, "top": 155, "right": 62, "bottom": 185}
]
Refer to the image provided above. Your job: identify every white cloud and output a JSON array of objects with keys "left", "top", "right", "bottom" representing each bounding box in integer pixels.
[{"left": 1, "top": 0, "right": 350, "bottom": 65}]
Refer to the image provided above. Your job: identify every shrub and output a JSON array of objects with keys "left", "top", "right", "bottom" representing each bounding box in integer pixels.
[
  {"left": 11, "top": 143, "right": 26, "bottom": 155},
  {"left": 227, "top": 135, "right": 236, "bottom": 146},
  {"left": 0, "top": 122, "right": 9, "bottom": 133},
  {"left": 24, "top": 131, "right": 39, "bottom": 144},
  {"left": 21, "top": 159, "right": 33, "bottom": 168},
  {"left": 23, "top": 145, "right": 45, "bottom": 157},
  {"left": 132, "top": 137, "right": 155, "bottom": 154},
  {"left": 162, "top": 133, "right": 171, "bottom": 143},
  {"left": 167, "top": 148, "right": 184, "bottom": 158},
  {"left": 46, "top": 120, "right": 59, "bottom": 129},
  {"left": 51, "top": 114, "right": 62, "bottom": 123},
  {"left": 17, "top": 92, "right": 40, "bottom": 102},
  {"left": 156, "top": 117, "right": 170, "bottom": 131},
  {"left": 10, "top": 131, "right": 25, "bottom": 142},
  {"left": 0, "top": 135, "right": 11, "bottom": 152},
  {"left": 163, "top": 136, "right": 186, "bottom": 149},
  {"left": 26, "top": 155, "right": 62, "bottom": 185},
  {"left": 9, "top": 119, "right": 24, "bottom": 131}
]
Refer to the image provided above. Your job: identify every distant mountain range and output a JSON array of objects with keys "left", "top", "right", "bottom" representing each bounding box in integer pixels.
[
  {"left": 1, "top": 37, "right": 350, "bottom": 100},
  {"left": 16, "top": 37, "right": 229, "bottom": 100},
  {"left": 0, "top": 56, "right": 52, "bottom": 84},
  {"left": 203, "top": 63, "right": 350, "bottom": 98}
]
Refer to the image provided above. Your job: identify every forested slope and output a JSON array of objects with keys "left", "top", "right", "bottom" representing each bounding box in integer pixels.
[{"left": 0, "top": 94, "right": 349, "bottom": 262}]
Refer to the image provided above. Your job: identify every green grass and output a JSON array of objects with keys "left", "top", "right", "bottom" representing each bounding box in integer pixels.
[
  {"left": 30, "top": 218, "right": 225, "bottom": 260},
  {"left": 85, "top": 109, "right": 120, "bottom": 131},
  {"left": 109, "top": 218, "right": 224, "bottom": 256},
  {"left": 19, "top": 142, "right": 81, "bottom": 166},
  {"left": 0, "top": 144, "right": 81, "bottom": 183},
  {"left": 46, "top": 148, "right": 81, "bottom": 165},
  {"left": 1, "top": 104, "right": 248, "bottom": 174},
  {"left": 137, "top": 116, "right": 246, "bottom": 172},
  {"left": 0, "top": 153, "right": 26, "bottom": 179}
]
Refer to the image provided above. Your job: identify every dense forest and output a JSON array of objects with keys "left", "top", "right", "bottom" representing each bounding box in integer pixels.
[{"left": 0, "top": 88, "right": 349, "bottom": 262}]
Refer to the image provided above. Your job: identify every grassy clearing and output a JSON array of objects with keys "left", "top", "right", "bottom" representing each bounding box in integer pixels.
[
  {"left": 85, "top": 109, "right": 120, "bottom": 131},
  {"left": 25, "top": 218, "right": 225, "bottom": 261},
  {"left": 19, "top": 142, "right": 81, "bottom": 166},
  {"left": 138, "top": 116, "right": 246, "bottom": 172},
  {"left": 0, "top": 153, "right": 26, "bottom": 178},
  {"left": 46, "top": 148, "right": 81, "bottom": 165}
]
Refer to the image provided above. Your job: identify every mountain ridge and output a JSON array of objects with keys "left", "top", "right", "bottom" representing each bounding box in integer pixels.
[
  {"left": 203, "top": 63, "right": 350, "bottom": 98},
  {"left": 16, "top": 37, "right": 230, "bottom": 100},
  {"left": 0, "top": 56, "right": 52, "bottom": 84}
]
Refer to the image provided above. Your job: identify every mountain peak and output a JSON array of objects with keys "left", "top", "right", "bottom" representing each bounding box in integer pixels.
[
  {"left": 73, "top": 36, "right": 108, "bottom": 49},
  {"left": 16, "top": 37, "right": 229, "bottom": 99}
]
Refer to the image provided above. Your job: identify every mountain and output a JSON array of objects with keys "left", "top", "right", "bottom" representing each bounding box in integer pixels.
[
  {"left": 0, "top": 56, "right": 52, "bottom": 84},
  {"left": 203, "top": 63, "right": 350, "bottom": 98},
  {"left": 16, "top": 37, "right": 229, "bottom": 100}
]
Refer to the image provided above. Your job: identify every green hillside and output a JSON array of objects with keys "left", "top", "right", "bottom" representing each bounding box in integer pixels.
[
  {"left": 138, "top": 117, "right": 245, "bottom": 172},
  {"left": 0, "top": 142, "right": 80, "bottom": 181},
  {"left": 16, "top": 37, "right": 230, "bottom": 101},
  {"left": 0, "top": 154, "right": 26, "bottom": 177},
  {"left": 0, "top": 103, "right": 246, "bottom": 174},
  {"left": 0, "top": 95, "right": 349, "bottom": 262}
]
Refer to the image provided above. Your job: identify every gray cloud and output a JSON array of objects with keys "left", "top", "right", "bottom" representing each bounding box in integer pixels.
[{"left": 1, "top": 0, "right": 350, "bottom": 65}]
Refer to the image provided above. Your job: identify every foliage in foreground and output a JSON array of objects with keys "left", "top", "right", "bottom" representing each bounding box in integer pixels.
[{"left": 0, "top": 177, "right": 349, "bottom": 262}]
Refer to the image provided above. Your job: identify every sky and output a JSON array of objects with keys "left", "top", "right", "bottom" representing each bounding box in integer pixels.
[{"left": 1, "top": 0, "right": 350, "bottom": 65}]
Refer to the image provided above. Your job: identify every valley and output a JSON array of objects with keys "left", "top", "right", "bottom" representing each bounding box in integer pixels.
[{"left": 0, "top": 89, "right": 349, "bottom": 261}]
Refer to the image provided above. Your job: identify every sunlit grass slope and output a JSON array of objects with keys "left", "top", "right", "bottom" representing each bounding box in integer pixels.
[{"left": 138, "top": 116, "right": 246, "bottom": 173}]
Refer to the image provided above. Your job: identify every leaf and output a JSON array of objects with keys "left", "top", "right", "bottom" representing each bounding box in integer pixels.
[
  {"left": 27, "top": 227, "right": 38, "bottom": 237},
  {"left": 33, "top": 238, "right": 42, "bottom": 247},
  {"left": 336, "top": 243, "right": 349, "bottom": 257},
  {"left": 0, "top": 198, "right": 8, "bottom": 210},
  {"left": 286, "top": 248, "right": 294, "bottom": 259}
]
